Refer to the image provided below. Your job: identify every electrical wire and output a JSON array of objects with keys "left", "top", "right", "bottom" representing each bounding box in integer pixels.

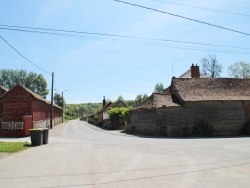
[
  {"left": 113, "top": 0, "right": 250, "bottom": 36},
  {"left": 0, "top": 26, "right": 250, "bottom": 54},
  {"left": 154, "top": 0, "right": 250, "bottom": 17},
  {"left": 0, "top": 36, "right": 51, "bottom": 75},
  {"left": 1, "top": 24, "right": 249, "bottom": 50}
]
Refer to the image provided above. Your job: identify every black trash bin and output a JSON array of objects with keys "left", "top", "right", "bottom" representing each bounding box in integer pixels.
[
  {"left": 43, "top": 128, "right": 49, "bottom": 144},
  {"left": 29, "top": 129, "right": 43, "bottom": 146}
]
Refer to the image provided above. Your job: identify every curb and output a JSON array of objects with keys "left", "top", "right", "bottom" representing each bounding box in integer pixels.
[{"left": 80, "top": 121, "right": 134, "bottom": 137}]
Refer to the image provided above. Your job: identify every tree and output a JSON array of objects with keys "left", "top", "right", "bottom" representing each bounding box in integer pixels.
[
  {"left": 135, "top": 94, "right": 148, "bottom": 105},
  {"left": 0, "top": 69, "right": 49, "bottom": 98},
  {"left": 154, "top": 83, "right": 164, "bottom": 93},
  {"left": 117, "top": 95, "right": 124, "bottom": 101},
  {"left": 200, "top": 55, "right": 222, "bottom": 77},
  {"left": 53, "top": 93, "right": 65, "bottom": 107},
  {"left": 227, "top": 61, "right": 250, "bottom": 78}
]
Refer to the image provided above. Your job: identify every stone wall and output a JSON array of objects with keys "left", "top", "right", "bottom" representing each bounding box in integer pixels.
[
  {"left": 132, "top": 101, "right": 247, "bottom": 136},
  {"left": 156, "top": 101, "right": 246, "bottom": 136},
  {"left": 131, "top": 109, "right": 157, "bottom": 135}
]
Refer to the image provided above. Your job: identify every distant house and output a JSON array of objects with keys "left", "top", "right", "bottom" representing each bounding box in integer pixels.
[
  {"left": 131, "top": 65, "right": 250, "bottom": 136},
  {"left": 98, "top": 97, "right": 127, "bottom": 129},
  {"left": 0, "top": 84, "right": 62, "bottom": 137}
]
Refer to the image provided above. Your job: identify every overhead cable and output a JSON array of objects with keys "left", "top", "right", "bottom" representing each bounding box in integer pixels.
[
  {"left": 113, "top": 0, "right": 250, "bottom": 36},
  {"left": 0, "top": 25, "right": 250, "bottom": 54},
  {"left": 0, "top": 36, "right": 51, "bottom": 75},
  {"left": 154, "top": 0, "right": 250, "bottom": 17}
]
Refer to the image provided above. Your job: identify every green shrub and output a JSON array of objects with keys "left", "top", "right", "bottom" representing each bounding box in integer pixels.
[
  {"left": 108, "top": 107, "right": 132, "bottom": 124},
  {"left": 193, "top": 120, "right": 214, "bottom": 136}
]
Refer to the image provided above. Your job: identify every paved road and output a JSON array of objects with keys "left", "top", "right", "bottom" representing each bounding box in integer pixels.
[{"left": 0, "top": 120, "right": 250, "bottom": 188}]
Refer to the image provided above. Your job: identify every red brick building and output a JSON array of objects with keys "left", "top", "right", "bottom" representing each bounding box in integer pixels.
[{"left": 0, "top": 84, "right": 62, "bottom": 137}]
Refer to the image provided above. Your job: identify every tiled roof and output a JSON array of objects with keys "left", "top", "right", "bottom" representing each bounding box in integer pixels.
[
  {"left": 100, "top": 102, "right": 113, "bottom": 112},
  {"left": 99, "top": 100, "right": 127, "bottom": 112},
  {"left": 172, "top": 78, "right": 250, "bottom": 102},
  {"left": 133, "top": 93, "right": 180, "bottom": 110}
]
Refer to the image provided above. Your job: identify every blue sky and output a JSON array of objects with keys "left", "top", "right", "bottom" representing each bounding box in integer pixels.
[{"left": 0, "top": 0, "right": 250, "bottom": 103}]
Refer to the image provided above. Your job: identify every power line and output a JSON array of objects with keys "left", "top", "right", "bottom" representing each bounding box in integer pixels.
[
  {"left": 1, "top": 25, "right": 250, "bottom": 49},
  {"left": 154, "top": 0, "right": 250, "bottom": 17},
  {"left": 113, "top": 0, "right": 250, "bottom": 36},
  {"left": 1, "top": 25, "right": 250, "bottom": 54},
  {"left": 0, "top": 36, "right": 51, "bottom": 75}
]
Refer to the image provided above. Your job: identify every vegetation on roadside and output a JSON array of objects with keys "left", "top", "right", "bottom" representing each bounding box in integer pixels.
[
  {"left": 243, "top": 122, "right": 250, "bottom": 135},
  {"left": 0, "top": 142, "right": 30, "bottom": 153},
  {"left": 193, "top": 121, "right": 214, "bottom": 136},
  {"left": 108, "top": 107, "right": 132, "bottom": 124}
]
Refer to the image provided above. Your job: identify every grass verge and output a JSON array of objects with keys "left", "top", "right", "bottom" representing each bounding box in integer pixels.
[{"left": 0, "top": 142, "right": 30, "bottom": 153}]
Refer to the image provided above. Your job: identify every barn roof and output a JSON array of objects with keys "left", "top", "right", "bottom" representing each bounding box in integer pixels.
[
  {"left": 172, "top": 78, "right": 250, "bottom": 102},
  {"left": 2, "top": 84, "right": 62, "bottom": 109},
  {"left": 0, "top": 86, "right": 8, "bottom": 96},
  {"left": 133, "top": 93, "right": 180, "bottom": 110}
]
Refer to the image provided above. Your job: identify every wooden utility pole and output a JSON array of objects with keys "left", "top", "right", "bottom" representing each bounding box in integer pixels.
[
  {"left": 62, "top": 91, "right": 64, "bottom": 123},
  {"left": 50, "top": 72, "right": 54, "bottom": 129}
]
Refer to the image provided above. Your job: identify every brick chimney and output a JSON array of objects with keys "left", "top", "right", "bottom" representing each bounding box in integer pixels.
[
  {"left": 103, "top": 96, "right": 106, "bottom": 107},
  {"left": 191, "top": 64, "right": 200, "bottom": 78}
]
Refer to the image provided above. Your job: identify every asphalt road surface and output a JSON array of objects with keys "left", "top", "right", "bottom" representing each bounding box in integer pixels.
[{"left": 0, "top": 120, "right": 250, "bottom": 188}]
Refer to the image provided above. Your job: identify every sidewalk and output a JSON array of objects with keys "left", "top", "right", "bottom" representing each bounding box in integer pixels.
[{"left": 0, "top": 122, "right": 69, "bottom": 143}]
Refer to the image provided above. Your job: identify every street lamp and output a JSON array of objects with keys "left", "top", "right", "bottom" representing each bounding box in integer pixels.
[{"left": 62, "top": 90, "right": 67, "bottom": 123}]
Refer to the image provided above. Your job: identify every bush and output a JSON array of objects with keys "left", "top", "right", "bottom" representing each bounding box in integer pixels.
[
  {"left": 193, "top": 120, "right": 214, "bottom": 136},
  {"left": 108, "top": 107, "right": 132, "bottom": 124}
]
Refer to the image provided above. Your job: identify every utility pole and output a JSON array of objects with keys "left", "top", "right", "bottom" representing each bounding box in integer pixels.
[
  {"left": 62, "top": 91, "right": 64, "bottom": 123},
  {"left": 50, "top": 72, "right": 54, "bottom": 129},
  {"left": 61, "top": 90, "right": 67, "bottom": 123}
]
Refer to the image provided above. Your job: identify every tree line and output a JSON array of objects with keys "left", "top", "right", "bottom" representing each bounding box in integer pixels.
[{"left": 1, "top": 57, "right": 250, "bottom": 116}]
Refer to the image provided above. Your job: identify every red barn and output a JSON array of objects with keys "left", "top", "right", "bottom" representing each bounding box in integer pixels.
[
  {"left": 0, "top": 84, "right": 62, "bottom": 137},
  {"left": 0, "top": 86, "right": 8, "bottom": 120}
]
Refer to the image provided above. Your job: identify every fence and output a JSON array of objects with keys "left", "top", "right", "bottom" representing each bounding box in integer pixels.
[{"left": 1, "top": 121, "right": 23, "bottom": 130}]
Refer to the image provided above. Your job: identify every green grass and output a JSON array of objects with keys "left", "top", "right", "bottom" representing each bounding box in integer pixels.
[{"left": 0, "top": 142, "right": 30, "bottom": 153}]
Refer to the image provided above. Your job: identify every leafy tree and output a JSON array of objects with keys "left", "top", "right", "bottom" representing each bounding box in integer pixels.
[
  {"left": 117, "top": 95, "right": 124, "bottom": 101},
  {"left": 135, "top": 94, "right": 148, "bottom": 105},
  {"left": 154, "top": 83, "right": 164, "bottom": 93},
  {"left": 0, "top": 69, "right": 49, "bottom": 98},
  {"left": 53, "top": 93, "right": 66, "bottom": 107},
  {"left": 200, "top": 55, "right": 222, "bottom": 77},
  {"left": 227, "top": 61, "right": 250, "bottom": 78}
]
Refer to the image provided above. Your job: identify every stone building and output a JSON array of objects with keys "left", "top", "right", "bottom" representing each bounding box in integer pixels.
[
  {"left": 98, "top": 97, "right": 127, "bottom": 128},
  {"left": 131, "top": 65, "right": 250, "bottom": 136}
]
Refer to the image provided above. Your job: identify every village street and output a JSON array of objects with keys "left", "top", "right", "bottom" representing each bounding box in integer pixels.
[{"left": 0, "top": 120, "right": 250, "bottom": 188}]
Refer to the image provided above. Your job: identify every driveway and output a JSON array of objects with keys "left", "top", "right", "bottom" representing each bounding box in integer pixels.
[{"left": 0, "top": 120, "right": 250, "bottom": 188}]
